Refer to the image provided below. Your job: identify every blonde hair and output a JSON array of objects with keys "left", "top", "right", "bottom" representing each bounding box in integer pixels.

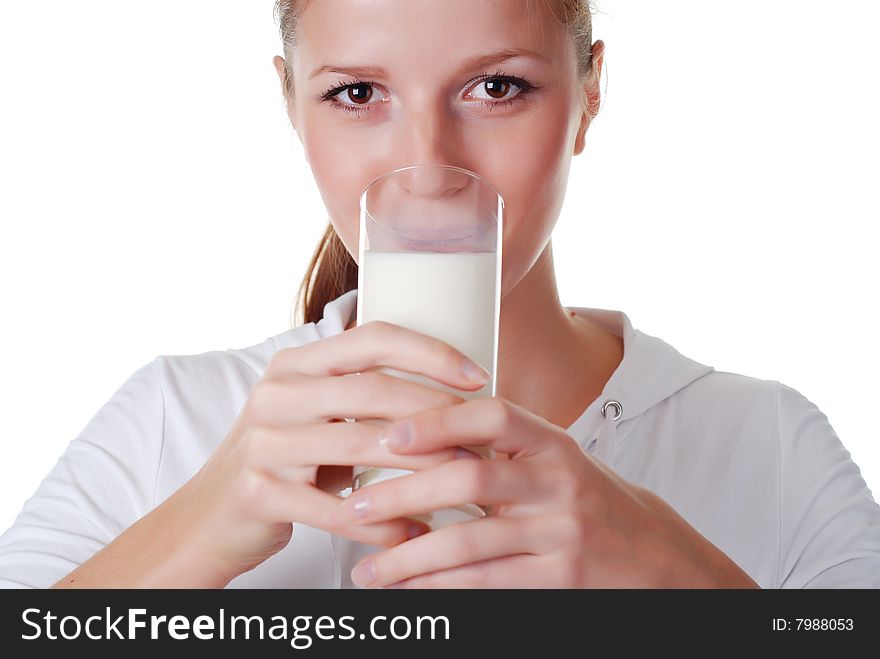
[{"left": 273, "top": 0, "right": 601, "bottom": 326}]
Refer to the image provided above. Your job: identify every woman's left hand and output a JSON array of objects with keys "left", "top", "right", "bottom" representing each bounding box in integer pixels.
[{"left": 331, "top": 396, "right": 760, "bottom": 588}]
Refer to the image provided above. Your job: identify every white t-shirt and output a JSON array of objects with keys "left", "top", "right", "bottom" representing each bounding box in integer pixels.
[{"left": 1, "top": 288, "right": 878, "bottom": 588}]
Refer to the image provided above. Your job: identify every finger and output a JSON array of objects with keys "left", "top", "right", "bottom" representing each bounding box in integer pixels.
[
  {"left": 350, "top": 515, "right": 550, "bottom": 588},
  {"left": 243, "top": 472, "right": 426, "bottom": 548},
  {"left": 245, "top": 370, "right": 467, "bottom": 426},
  {"left": 265, "top": 320, "right": 491, "bottom": 391},
  {"left": 387, "top": 554, "right": 548, "bottom": 589},
  {"left": 334, "top": 459, "right": 554, "bottom": 525},
  {"left": 241, "top": 422, "right": 485, "bottom": 478},
  {"left": 380, "top": 397, "right": 565, "bottom": 458}
]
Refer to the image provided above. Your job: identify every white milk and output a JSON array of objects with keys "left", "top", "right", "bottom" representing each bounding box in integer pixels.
[
  {"left": 359, "top": 249, "right": 499, "bottom": 514},
  {"left": 360, "top": 249, "right": 498, "bottom": 397},
  {"left": 331, "top": 249, "right": 500, "bottom": 588}
]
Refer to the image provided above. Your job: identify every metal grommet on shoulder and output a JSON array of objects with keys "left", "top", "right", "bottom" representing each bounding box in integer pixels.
[{"left": 601, "top": 399, "right": 623, "bottom": 421}]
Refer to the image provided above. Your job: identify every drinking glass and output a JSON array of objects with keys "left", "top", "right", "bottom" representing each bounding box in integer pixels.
[{"left": 331, "top": 164, "right": 503, "bottom": 588}]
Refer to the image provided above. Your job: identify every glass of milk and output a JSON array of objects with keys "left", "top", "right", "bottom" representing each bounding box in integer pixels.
[{"left": 330, "top": 164, "right": 503, "bottom": 588}]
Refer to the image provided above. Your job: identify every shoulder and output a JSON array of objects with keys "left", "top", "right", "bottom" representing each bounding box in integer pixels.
[
  {"left": 680, "top": 372, "right": 844, "bottom": 454},
  {"left": 157, "top": 321, "right": 325, "bottom": 393},
  {"left": 157, "top": 288, "right": 357, "bottom": 386},
  {"left": 660, "top": 368, "right": 780, "bottom": 439},
  {"left": 156, "top": 288, "right": 356, "bottom": 387},
  {"left": 684, "top": 368, "right": 779, "bottom": 405},
  {"left": 669, "top": 369, "right": 842, "bottom": 457},
  {"left": 666, "top": 366, "right": 871, "bottom": 502}
]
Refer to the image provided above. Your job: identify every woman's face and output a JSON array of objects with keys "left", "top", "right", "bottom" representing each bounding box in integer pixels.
[{"left": 276, "top": 0, "right": 600, "bottom": 296}]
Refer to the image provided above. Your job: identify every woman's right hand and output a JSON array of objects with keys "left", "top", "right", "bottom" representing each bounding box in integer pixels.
[{"left": 172, "top": 320, "right": 491, "bottom": 585}]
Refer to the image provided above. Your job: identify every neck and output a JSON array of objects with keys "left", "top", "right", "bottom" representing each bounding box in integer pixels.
[{"left": 495, "top": 241, "right": 622, "bottom": 430}]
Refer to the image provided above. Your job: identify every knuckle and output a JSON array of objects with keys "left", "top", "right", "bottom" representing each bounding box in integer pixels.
[
  {"left": 238, "top": 470, "right": 272, "bottom": 518},
  {"left": 339, "top": 426, "right": 368, "bottom": 462},
  {"left": 482, "top": 397, "right": 513, "bottom": 432},
  {"left": 461, "top": 460, "right": 493, "bottom": 502},
  {"left": 553, "top": 472, "right": 583, "bottom": 502},
  {"left": 515, "top": 461, "right": 544, "bottom": 497},
  {"left": 356, "top": 370, "right": 391, "bottom": 408},
  {"left": 239, "top": 426, "right": 272, "bottom": 468},
  {"left": 312, "top": 375, "right": 355, "bottom": 420},
  {"left": 363, "top": 369, "right": 392, "bottom": 392},
  {"left": 324, "top": 508, "right": 347, "bottom": 536},
  {"left": 554, "top": 513, "right": 588, "bottom": 549},
  {"left": 265, "top": 346, "right": 298, "bottom": 377},
  {"left": 383, "top": 481, "right": 406, "bottom": 516},
  {"left": 246, "top": 380, "right": 281, "bottom": 420},
  {"left": 364, "top": 320, "right": 395, "bottom": 341},
  {"left": 315, "top": 376, "right": 343, "bottom": 416}
]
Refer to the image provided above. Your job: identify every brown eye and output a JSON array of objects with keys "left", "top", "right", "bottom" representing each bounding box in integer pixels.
[
  {"left": 347, "top": 83, "right": 373, "bottom": 104},
  {"left": 484, "top": 79, "right": 510, "bottom": 99}
]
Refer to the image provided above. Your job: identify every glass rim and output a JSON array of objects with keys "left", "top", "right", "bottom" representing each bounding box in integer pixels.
[
  {"left": 359, "top": 163, "right": 505, "bottom": 208},
  {"left": 359, "top": 164, "right": 504, "bottom": 241}
]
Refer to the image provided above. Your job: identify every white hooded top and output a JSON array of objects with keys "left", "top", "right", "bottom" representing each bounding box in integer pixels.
[{"left": 1, "top": 288, "right": 878, "bottom": 588}]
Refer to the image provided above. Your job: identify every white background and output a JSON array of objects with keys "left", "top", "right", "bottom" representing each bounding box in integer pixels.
[{"left": 1, "top": 0, "right": 877, "bottom": 534}]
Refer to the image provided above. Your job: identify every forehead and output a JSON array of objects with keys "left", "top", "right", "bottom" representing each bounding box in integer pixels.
[{"left": 295, "top": 0, "right": 570, "bottom": 77}]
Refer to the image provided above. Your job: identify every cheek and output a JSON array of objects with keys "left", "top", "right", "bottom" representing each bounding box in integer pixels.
[
  {"left": 300, "top": 118, "right": 379, "bottom": 263},
  {"left": 488, "top": 105, "right": 575, "bottom": 295}
]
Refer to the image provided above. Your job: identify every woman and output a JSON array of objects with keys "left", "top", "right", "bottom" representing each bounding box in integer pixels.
[{"left": 1, "top": 0, "right": 878, "bottom": 589}]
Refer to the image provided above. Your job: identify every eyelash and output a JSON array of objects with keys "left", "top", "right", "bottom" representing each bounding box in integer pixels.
[{"left": 318, "top": 68, "right": 538, "bottom": 117}]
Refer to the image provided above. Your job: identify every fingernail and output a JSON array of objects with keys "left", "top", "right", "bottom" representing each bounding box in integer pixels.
[
  {"left": 380, "top": 421, "right": 413, "bottom": 451},
  {"left": 346, "top": 494, "right": 370, "bottom": 518},
  {"left": 461, "top": 359, "right": 491, "bottom": 384},
  {"left": 351, "top": 560, "right": 376, "bottom": 587}
]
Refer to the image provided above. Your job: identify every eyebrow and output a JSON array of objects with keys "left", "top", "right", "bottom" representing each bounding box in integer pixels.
[{"left": 308, "top": 47, "right": 549, "bottom": 80}]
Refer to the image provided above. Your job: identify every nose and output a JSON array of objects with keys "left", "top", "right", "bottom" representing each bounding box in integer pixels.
[
  {"left": 395, "top": 108, "right": 469, "bottom": 196},
  {"left": 395, "top": 163, "right": 471, "bottom": 199}
]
